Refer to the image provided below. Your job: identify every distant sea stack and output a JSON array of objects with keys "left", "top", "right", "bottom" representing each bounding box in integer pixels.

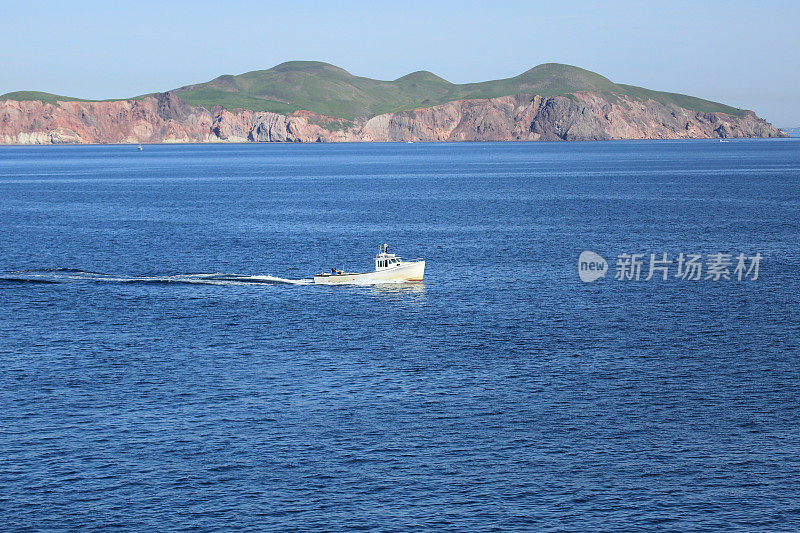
[{"left": 0, "top": 62, "right": 786, "bottom": 144}]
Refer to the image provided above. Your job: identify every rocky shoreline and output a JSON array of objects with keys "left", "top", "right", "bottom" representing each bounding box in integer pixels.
[{"left": 0, "top": 91, "right": 786, "bottom": 145}]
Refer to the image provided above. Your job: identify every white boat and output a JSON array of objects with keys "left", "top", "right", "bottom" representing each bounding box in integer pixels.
[{"left": 313, "top": 244, "right": 425, "bottom": 284}]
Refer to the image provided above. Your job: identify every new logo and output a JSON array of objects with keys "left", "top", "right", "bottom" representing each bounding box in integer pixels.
[{"left": 578, "top": 251, "right": 608, "bottom": 282}]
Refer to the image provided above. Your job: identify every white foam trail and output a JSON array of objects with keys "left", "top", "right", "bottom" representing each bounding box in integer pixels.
[
  {"left": 2, "top": 270, "right": 424, "bottom": 289},
  {"left": 236, "top": 275, "right": 314, "bottom": 285},
  {"left": 2, "top": 270, "right": 315, "bottom": 286}
]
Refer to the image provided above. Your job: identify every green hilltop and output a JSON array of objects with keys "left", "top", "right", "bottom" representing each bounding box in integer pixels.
[
  {"left": 0, "top": 91, "right": 91, "bottom": 105},
  {"left": 2, "top": 61, "right": 745, "bottom": 119}
]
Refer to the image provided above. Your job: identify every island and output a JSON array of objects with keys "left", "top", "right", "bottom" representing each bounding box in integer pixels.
[{"left": 0, "top": 61, "right": 786, "bottom": 144}]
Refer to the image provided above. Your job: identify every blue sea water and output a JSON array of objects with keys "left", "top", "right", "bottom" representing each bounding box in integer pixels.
[{"left": 1, "top": 140, "right": 799, "bottom": 531}]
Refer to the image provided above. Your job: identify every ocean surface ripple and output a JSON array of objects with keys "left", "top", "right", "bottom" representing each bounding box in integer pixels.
[{"left": 1, "top": 140, "right": 799, "bottom": 531}]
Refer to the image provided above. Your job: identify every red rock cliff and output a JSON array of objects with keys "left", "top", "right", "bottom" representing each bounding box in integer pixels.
[{"left": 0, "top": 91, "right": 785, "bottom": 144}]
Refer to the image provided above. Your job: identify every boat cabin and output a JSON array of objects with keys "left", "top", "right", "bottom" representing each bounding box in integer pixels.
[{"left": 375, "top": 243, "right": 402, "bottom": 271}]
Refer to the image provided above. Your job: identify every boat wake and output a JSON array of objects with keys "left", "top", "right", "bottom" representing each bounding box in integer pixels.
[
  {"left": 3, "top": 246, "right": 425, "bottom": 288},
  {"left": 1, "top": 269, "right": 314, "bottom": 286}
]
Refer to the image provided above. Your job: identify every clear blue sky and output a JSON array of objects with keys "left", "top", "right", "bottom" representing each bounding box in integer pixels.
[{"left": 3, "top": 0, "right": 798, "bottom": 125}]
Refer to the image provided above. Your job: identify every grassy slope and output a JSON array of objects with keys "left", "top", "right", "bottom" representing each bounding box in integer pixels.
[
  {"left": 0, "top": 91, "right": 136, "bottom": 105},
  {"left": 2, "top": 62, "right": 746, "bottom": 119},
  {"left": 173, "top": 62, "right": 745, "bottom": 119},
  {"left": 0, "top": 91, "right": 91, "bottom": 105},
  {"left": 616, "top": 84, "right": 743, "bottom": 116}
]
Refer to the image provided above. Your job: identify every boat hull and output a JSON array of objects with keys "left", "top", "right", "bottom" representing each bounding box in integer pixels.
[{"left": 314, "top": 260, "right": 425, "bottom": 284}]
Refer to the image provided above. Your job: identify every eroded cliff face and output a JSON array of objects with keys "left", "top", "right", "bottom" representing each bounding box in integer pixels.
[
  {"left": 356, "top": 93, "right": 784, "bottom": 142},
  {"left": 0, "top": 93, "right": 216, "bottom": 144},
  {"left": 0, "top": 91, "right": 785, "bottom": 145}
]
